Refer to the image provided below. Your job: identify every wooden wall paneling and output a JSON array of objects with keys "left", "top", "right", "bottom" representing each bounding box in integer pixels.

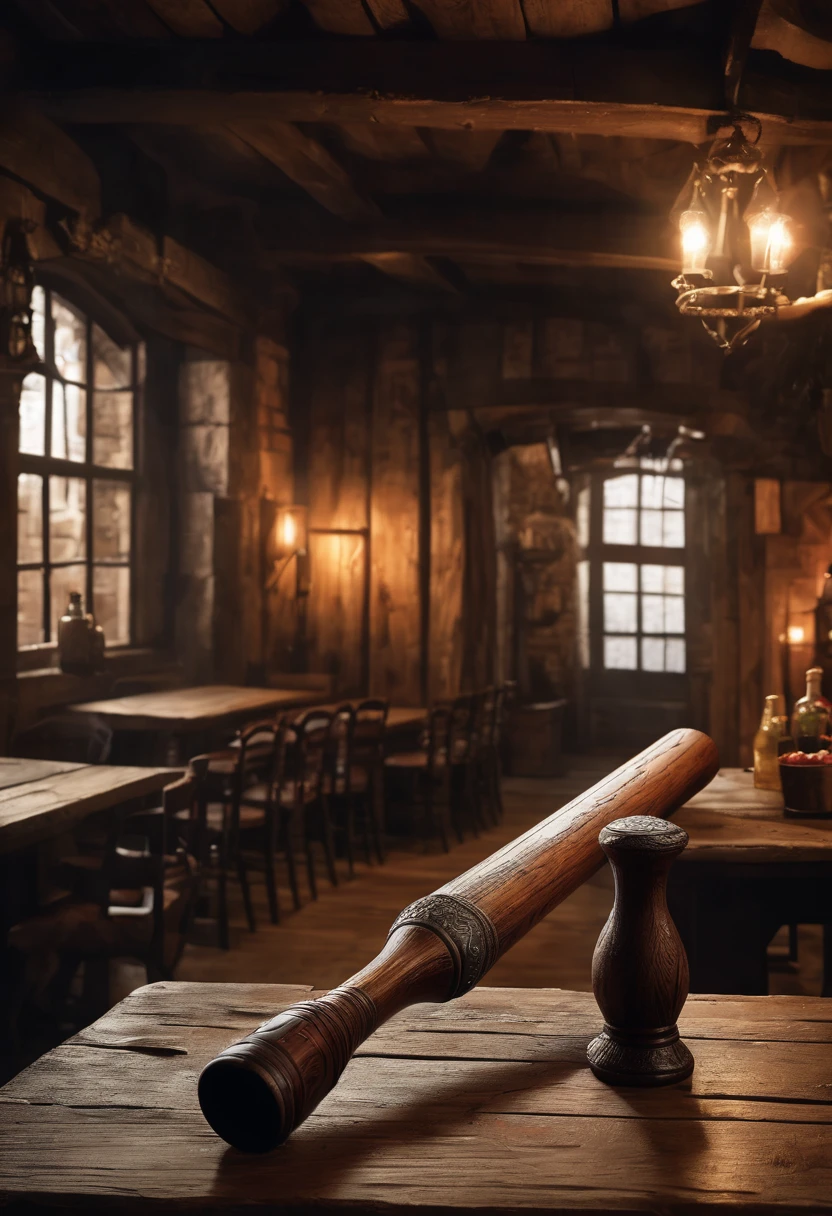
[
  {"left": 303, "top": 324, "right": 372, "bottom": 692},
  {"left": 684, "top": 475, "right": 713, "bottom": 738},
  {"left": 306, "top": 531, "right": 367, "bottom": 695},
  {"left": 306, "top": 328, "right": 372, "bottom": 532},
  {"left": 369, "top": 323, "right": 422, "bottom": 705},
  {"left": 536, "top": 316, "right": 587, "bottom": 380},
  {"left": 461, "top": 433, "right": 498, "bottom": 692},
  {"left": 502, "top": 320, "right": 534, "bottom": 380},
  {"left": 428, "top": 410, "right": 464, "bottom": 701},
  {"left": 735, "top": 475, "right": 766, "bottom": 767},
  {"left": 708, "top": 474, "right": 740, "bottom": 765}
]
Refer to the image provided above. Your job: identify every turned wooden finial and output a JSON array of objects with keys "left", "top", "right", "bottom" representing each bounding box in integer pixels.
[{"left": 587, "top": 814, "right": 694, "bottom": 1087}]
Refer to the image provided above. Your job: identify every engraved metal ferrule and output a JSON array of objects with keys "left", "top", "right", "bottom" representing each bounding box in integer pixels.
[{"left": 388, "top": 893, "right": 499, "bottom": 999}]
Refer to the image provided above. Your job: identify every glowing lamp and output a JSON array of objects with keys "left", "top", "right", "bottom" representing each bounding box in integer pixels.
[
  {"left": 274, "top": 505, "right": 307, "bottom": 558},
  {"left": 679, "top": 209, "right": 711, "bottom": 274},
  {"left": 787, "top": 625, "right": 805, "bottom": 645}
]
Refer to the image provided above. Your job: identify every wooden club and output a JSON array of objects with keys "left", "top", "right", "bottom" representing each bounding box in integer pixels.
[{"left": 198, "top": 727, "right": 718, "bottom": 1152}]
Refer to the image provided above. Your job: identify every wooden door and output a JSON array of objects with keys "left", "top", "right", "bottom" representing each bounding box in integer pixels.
[{"left": 577, "top": 463, "right": 691, "bottom": 749}]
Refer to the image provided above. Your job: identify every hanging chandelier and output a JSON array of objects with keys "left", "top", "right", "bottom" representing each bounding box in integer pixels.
[{"left": 671, "top": 118, "right": 795, "bottom": 354}]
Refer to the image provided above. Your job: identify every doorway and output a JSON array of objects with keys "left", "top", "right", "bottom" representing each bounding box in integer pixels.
[{"left": 576, "top": 460, "right": 690, "bottom": 750}]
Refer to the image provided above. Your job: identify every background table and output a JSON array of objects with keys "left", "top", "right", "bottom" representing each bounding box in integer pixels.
[
  {"left": 1, "top": 982, "right": 830, "bottom": 1214},
  {"left": 670, "top": 767, "right": 832, "bottom": 994},
  {"left": 68, "top": 685, "right": 321, "bottom": 733},
  {"left": 0, "top": 759, "right": 180, "bottom": 856}
]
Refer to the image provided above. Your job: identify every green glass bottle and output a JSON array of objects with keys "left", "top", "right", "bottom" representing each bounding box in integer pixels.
[{"left": 792, "top": 667, "right": 829, "bottom": 753}]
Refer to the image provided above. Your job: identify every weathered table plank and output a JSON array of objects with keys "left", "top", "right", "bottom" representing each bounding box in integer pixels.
[
  {"left": 68, "top": 685, "right": 321, "bottom": 732},
  {"left": 0, "top": 765, "right": 181, "bottom": 855},
  {"left": 677, "top": 767, "right": 832, "bottom": 864},
  {"left": 0, "top": 758, "right": 85, "bottom": 793},
  {"left": 1, "top": 983, "right": 830, "bottom": 1213}
]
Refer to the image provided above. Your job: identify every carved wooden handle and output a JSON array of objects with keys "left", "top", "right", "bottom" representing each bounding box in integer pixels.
[
  {"left": 587, "top": 815, "right": 694, "bottom": 1086},
  {"left": 198, "top": 728, "right": 718, "bottom": 1151}
]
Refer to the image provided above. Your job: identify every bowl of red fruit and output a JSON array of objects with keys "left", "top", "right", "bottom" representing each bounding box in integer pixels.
[{"left": 779, "top": 750, "right": 832, "bottom": 818}]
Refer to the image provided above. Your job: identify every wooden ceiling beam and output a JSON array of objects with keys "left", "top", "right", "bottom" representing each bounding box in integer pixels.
[
  {"left": 20, "top": 41, "right": 832, "bottom": 144},
  {"left": 441, "top": 378, "right": 746, "bottom": 417},
  {"left": 227, "top": 120, "right": 458, "bottom": 291},
  {"left": 259, "top": 209, "right": 676, "bottom": 272}
]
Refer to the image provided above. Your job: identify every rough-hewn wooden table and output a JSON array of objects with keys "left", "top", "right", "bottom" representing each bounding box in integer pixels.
[
  {"left": 68, "top": 685, "right": 321, "bottom": 733},
  {"left": 0, "top": 759, "right": 180, "bottom": 856},
  {"left": 671, "top": 767, "right": 832, "bottom": 994},
  {"left": 1, "top": 981, "right": 830, "bottom": 1214}
]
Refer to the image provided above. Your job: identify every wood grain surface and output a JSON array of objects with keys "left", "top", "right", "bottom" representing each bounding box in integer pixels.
[
  {"left": 0, "top": 757, "right": 84, "bottom": 793},
  {"left": 677, "top": 767, "right": 832, "bottom": 863},
  {"left": 67, "top": 686, "right": 320, "bottom": 731},
  {"left": 0, "top": 764, "right": 181, "bottom": 855},
  {"left": 2, "top": 982, "right": 831, "bottom": 1213}
]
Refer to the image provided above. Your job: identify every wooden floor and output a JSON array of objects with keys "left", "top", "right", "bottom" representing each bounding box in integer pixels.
[{"left": 175, "top": 758, "right": 825, "bottom": 997}]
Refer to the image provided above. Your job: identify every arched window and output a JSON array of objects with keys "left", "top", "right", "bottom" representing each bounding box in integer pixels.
[{"left": 17, "top": 286, "right": 142, "bottom": 649}]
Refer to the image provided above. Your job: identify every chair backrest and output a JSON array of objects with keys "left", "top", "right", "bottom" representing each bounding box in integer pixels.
[
  {"left": 449, "top": 693, "right": 476, "bottom": 763},
  {"left": 480, "top": 686, "right": 500, "bottom": 748},
  {"left": 292, "top": 709, "right": 335, "bottom": 797},
  {"left": 11, "top": 713, "right": 113, "bottom": 764},
  {"left": 327, "top": 703, "right": 356, "bottom": 789},
  {"left": 99, "top": 771, "right": 199, "bottom": 973},
  {"left": 235, "top": 719, "right": 285, "bottom": 791},
  {"left": 353, "top": 699, "right": 389, "bottom": 765},
  {"left": 424, "top": 703, "right": 452, "bottom": 779}
]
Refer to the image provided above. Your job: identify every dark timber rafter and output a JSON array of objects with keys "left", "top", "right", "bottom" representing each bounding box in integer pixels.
[
  {"left": 19, "top": 40, "right": 832, "bottom": 145},
  {"left": 258, "top": 209, "right": 676, "bottom": 272},
  {"left": 225, "top": 121, "right": 458, "bottom": 292}
]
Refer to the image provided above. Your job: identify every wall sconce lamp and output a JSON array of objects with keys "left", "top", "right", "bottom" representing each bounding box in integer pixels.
[{"left": 267, "top": 504, "right": 309, "bottom": 595}]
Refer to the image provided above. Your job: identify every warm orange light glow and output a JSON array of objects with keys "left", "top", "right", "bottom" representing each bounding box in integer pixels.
[
  {"left": 281, "top": 512, "right": 297, "bottom": 549},
  {"left": 787, "top": 625, "right": 805, "bottom": 644},
  {"left": 273, "top": 505, "right": 308, "bottom": 558},
  {"left": 679, "top": 209, "right": 710, "bottom": 274},
  {"left": 767, "top": 217, "right": 792, "bottom": 273}
]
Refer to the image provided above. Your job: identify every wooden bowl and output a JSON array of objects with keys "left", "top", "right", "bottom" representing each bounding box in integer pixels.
[{"left": 778, "top": 760, "right": 832, "bottom": 818}]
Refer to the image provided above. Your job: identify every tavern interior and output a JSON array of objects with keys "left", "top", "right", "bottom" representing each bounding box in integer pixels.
[{"left": 2, "top": 0, "right": 832, "bottom": 1083}]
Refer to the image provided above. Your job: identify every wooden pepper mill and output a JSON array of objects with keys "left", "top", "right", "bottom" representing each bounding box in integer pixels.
[{"left": 587, "top": 814, "right": 694, "bottom": 1087}]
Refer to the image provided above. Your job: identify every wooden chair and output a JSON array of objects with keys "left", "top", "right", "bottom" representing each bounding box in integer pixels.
[
  {"left": 8, "top": 773, "right": 200, "bottom": 1028},
  {"left": 448, "top": 692, "right": 485, "bottom": 839},
  {"left": 351, "top": 698, "right": 389, "bottom": 864},
  {"left": 186, "top": 719, "right": 294, "bottom": 947},
  {"left": 233, "top": 718, "right": 301, "bottom": 923},
  {"left": 478, "top": 685, "right": 506, "bottom": 825},
  {"left": 287, "top": 709, "right": 339, "bottom": 899},
  {"left": 385, "top": 704, "right": 453, "bottom": 851},
  {"left": 325, "top": 703, "right": 358, "bottom": 879}
]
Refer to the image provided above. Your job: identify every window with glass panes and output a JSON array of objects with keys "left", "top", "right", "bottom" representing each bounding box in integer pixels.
[
  {"left": 592, "top": 462, "right": 686, "bottom": 674},
  {"left": 17, "top": 286, "right": 140, "bottom": 649}
]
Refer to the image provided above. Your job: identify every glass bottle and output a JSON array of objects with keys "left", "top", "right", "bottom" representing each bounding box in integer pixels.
[
  {"left": 754, "top": 695, "right": 784, "bottom": 791},
  {"left": 58, "top": 591, "right": 92, "bottom": 676},
  {"left": 792, "top": 667, "right": 830, "bottom": 753}
]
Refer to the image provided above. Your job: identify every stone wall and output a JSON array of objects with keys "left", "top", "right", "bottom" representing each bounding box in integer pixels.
[{"left": 176, "top": 336, "right": 294, "bottom": 685}]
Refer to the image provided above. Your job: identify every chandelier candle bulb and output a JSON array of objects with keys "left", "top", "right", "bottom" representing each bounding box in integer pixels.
[{"left": 679, "top": 209, "right": 711, "bottom": 274}]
